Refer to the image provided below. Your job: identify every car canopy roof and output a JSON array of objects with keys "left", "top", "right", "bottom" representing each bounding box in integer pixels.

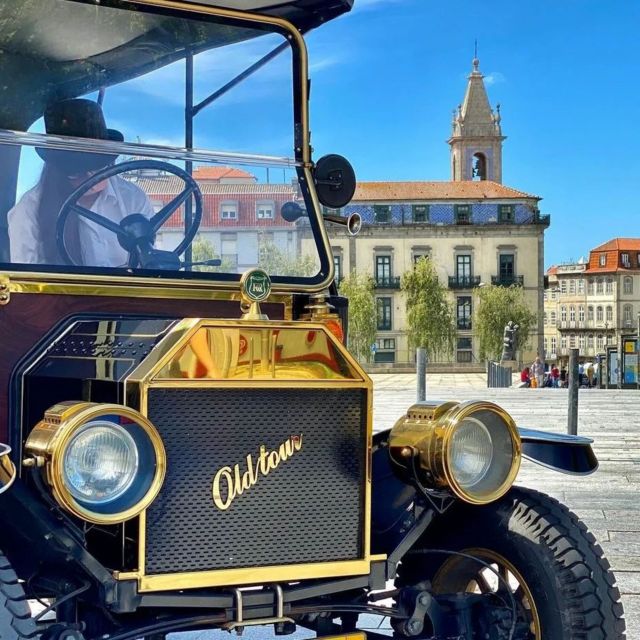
[{"left": 0, "top": 0, "right": 353, "bottom": 130}]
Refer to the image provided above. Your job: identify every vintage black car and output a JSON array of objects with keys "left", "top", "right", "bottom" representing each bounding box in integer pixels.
[{"left": 0, "top": 1, "right": 626, "bottom": 639}]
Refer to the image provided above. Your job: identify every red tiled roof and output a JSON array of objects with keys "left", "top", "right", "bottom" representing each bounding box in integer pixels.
[
  {"left": 586, "top": 238, "right": 640, "bottom": 273},
  {"left": 132, "top": 176, "right": 295, "bottom": 196},
  {"left": 546, "top": 265, "right": 558, "bottom": 275},
  {"left": 353, "top": 180, "right": 540, "bottom": 201},
  {"left": 192, "top": 166, "right": 255, "bottom": 180}
]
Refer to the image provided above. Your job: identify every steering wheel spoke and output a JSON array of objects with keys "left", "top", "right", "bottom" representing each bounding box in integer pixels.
[
  {"left": 69, "top": 204, "right": 128, "bottom": 238},
  {"left": 149, "top": 187, "right": 195, "bottom": 232}
]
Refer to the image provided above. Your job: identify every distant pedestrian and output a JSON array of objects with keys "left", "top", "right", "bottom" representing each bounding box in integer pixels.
[
  {"left": 560, "top": 368, "right": 567, "bottom": 388},
  {"left": 520, "top": 366, "right": 531, "bottom": 388},
  {"left": 578, "top": 362, "right": 584, "bottom": 387},
  {"left": 586, "top": 362, "right": 595, "bottom": 388},
  {"left": 551, "top": 365, "right": 560, "bottom": 388},
  {"left": 531, "top": 356, "right": 545, "bottom": 389}
]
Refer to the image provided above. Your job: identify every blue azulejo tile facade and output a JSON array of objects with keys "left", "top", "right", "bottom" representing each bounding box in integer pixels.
[{"left": 343, "top": 203, "right": 543, "bottom": 225}]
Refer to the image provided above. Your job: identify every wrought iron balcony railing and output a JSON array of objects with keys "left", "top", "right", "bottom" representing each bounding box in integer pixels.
[
  {"left": 375, "top": 276, "right": 401, "bottom": 289},
  {"left": 491, "top": 275, "right": 524, "bottom": 287},
  {"left": 448, "top": 275, "right": 481, "bottom": 289}
]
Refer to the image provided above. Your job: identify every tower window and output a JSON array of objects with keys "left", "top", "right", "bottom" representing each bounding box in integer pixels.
[
  {"left": 472, "top": 152, "right": 487, "bottom": 180},
  {"left": 412, "top": 204, "right": 429, "bottom": 223}
]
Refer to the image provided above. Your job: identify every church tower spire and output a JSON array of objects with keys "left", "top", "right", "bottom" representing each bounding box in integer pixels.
[{"left": 448, "top": 57, "right": 505, "bottom": 182}]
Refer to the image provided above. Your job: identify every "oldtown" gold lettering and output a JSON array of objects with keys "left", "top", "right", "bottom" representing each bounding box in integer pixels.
[{"left": 212, "top": 435, "right": 303, "bottom": 510}]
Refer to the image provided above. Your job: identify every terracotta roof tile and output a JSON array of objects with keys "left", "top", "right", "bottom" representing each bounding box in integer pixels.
[
  {"left": 192, "top": 166, "right": 255, "bottom": 180},
  {"left": 353, "top": 180, "right": 540, "bottom": 202}
]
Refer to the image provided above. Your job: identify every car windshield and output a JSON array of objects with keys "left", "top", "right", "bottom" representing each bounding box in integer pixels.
[{"left": 0, "top": 0, "right": 330, "bottom": 287}]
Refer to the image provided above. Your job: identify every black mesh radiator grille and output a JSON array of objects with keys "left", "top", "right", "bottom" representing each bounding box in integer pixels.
[{"left": 145, "top": 387, "right": 367, "bottom": 575}]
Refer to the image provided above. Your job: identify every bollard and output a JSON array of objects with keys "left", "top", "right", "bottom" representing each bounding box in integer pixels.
[
  {"left": 416, "top": 347, "right": 426, "bottom": 402},
  {"left": 568, "top": 348, "right": 579, "bottom": 435}
]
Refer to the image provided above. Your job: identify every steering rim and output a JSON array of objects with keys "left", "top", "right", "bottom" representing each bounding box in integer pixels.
[{"left": 56, "top": 159, "right": 203, "bottom": 267}]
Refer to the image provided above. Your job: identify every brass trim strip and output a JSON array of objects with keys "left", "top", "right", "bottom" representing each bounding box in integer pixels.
[{"left": 120, "top": 558, "right": 372, "bottom": 592}]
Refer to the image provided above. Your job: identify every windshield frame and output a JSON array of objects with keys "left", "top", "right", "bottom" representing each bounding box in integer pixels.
[{"left": 0, "top": 0, "right": 336, "bottom": 295}]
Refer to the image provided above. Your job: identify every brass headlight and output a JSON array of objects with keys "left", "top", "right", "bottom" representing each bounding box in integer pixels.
[
  {"left": 25, "top": 402, "right": 166, "bottom": 524},
  {"left": 389, "top": 400, "right": 521, "bottom": 505},
  {"left": 0, "top": 443, "right": 16, "bottom": 495}
]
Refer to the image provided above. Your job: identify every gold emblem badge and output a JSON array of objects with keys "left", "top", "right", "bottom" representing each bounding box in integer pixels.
[{"left": 212, "top": 435, "right": 303, "bottom": 511}]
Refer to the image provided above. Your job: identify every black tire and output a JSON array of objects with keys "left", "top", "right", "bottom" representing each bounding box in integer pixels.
[
  {"left": 0, "top": 552, "right": 36, "bottom": 640},
  {"left": 397, "top": 487, "right": 625, "bottom": 639}
]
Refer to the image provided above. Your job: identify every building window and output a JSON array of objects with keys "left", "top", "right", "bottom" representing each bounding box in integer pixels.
[
  {"left": 560, "top": 280, "right": 567, "bottom": 294},
  {"left": 569, "top": 334, "right": 576, "bottom": 348},
  {"left": 550, "top": 311, "right": 556, "bottom": 324},
  {"left": 579, "top": 306, "right": 585, "bottom": 322},
  {"left": 578, "top": 279, "right": 585, "bottom": 294},
  {"left": 499, "top": 254, "right": 515, "bottom": 279},
  {"left": 569, "top": 306, "right": 576, "bottom": 322},
  {"left": 624, "top": 276, "right": 633, "bottom": 294},
  {"left": 624, "top": 304, "right": 633, "bottom": 328},
  {"left": 221, "top": 232, "right": 238, "bottom": 270},
  {"left": 596, "top": 306, "right": 603, "bottom": 322},
  {"left": 333, "top": 254, "right": 342, "bottom": 282},
  {"left": 560, "top": 306, "right": 567, "bottom": 322},
  {"left": 587, "top": 306, "right": 594, "bottom": 322},
  {"left": 374, "top": 338, "right": 396, "bottom": 363},
  {"left": 596, "top": 279, "right": 603, "bottom": 295},
  {"left": 377, "top": 297, "right": 392, "bottom": 331},
  {"left": 220, "top": 202, "right": 238, "bottom": 220},
  {"left": 605, "top": 278, "right": 613, "bottom": 294},
  {"left": 606, "top": 306, "right": 613, "bottom": 322},
  {"left": 412, "top": 205, "right": 429, "bottom": 223},
  {"left": 454, "top": 204, "right": 471, "bottom": 224},
  {"left": 621, "top": 252, "right": 631, "bottom": 268},
  {"left": 587, "top": 279, "right": 594, "bottom": 295},
  {"left": 579, "top": 334, "right": 585, "bottom": 351},
  {"left": 456, "top": 337, "right": 473, "bottom": 363},
  {"left": 456, "top": 254, "right": 472, "bottom": 280},
  {"left": 543, "top": 338, "right": 548, "bottom": 355},
  {"left": 375, "top": 255, "right": 392, "bottom": 283},
  {"left": 374, "top": 205, "right": 391, "bottom": 223},
  {"left": 457, "top": 296, "right": 472, "bottom": 330},
  {"left": 551, "top": 337, "right": 557, "bottom": 353},
  {"left": 256, "top": 202, "right": 274, "bottom": 219},
  {"left": 596, "top": 335, "right": 604, "bottom": 350},
  {"left": 569, "top": 279, "right": 576, "bottom": 295},
  {"left": 543, "top": 311, "right": 547, "bottom": 325},
  {"left": 498, "top": 204, "right": 514, "bottom": 223},
  {"left": 561, "top": 336, "right": 567, "bottom": 349},
  {"left": 599, "top": 254, "right": 606, "bottom": 267},
  {"left": 587, "top": 334, "right": 594, "bottom": 349}
]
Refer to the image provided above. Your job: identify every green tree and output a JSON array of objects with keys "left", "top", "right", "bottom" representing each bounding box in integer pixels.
[
  {"left": 190, "top": 237, "right": 235, "bottom": 272},
  {"left": 338, "top": 272, "right": 377, "bottom": 363},
  {"left": 259, "top": 241, "right": 317, "bottom": 277},
  {"left": 401, "top": 257, "right": 456, "bottom": 360},
  {"left": 475, "top": 284, "right": 537, "bottom": 361}
]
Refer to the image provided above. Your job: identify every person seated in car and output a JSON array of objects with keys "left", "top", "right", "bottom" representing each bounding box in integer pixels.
[{"left": 8, "top": 99, "right": 153, "bottom": 266}]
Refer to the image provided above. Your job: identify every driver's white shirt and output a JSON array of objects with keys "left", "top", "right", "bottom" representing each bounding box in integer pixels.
[{"left": 8, "top": 176, "right": 154, "bottom": 267}]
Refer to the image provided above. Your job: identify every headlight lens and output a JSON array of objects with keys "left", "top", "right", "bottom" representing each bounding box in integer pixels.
[
  {"left": 445, "top": 405, "right": 521, "bottom": 503},
  {"left": 64, "top": 421, "right": 139, "bottom": 504},
  {"left": 450, "top": 417, "right": 493, "bottom": 488},
  {"left": 25, "top": 402, "right": 165, "bottom": 524}
]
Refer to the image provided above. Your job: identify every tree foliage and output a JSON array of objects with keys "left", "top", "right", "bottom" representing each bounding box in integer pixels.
[
  {"left": 190, "top": 237, "right": 235, "bottom": 272},
  {"left": 259, "top": 241, "right": 317, "bottom": 277},
  {"left": 474, "top": 284, "right": 537, "bottom": 361},
  {"left": 401, "top": 257, "right": 456, "bottom": 360},
  {"left": 338, "top": 272, "right": 377, "bottom": 363}
]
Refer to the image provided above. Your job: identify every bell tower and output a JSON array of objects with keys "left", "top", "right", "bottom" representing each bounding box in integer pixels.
[{"left": 449, "top": 57, "right": 505, "bottom": 183}]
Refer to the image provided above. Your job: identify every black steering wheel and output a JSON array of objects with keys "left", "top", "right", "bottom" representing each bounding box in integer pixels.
[{"left": 56, "top": 160, "right": 203, "bottom": 269}]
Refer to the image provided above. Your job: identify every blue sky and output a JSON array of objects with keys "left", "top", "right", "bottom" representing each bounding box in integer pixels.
[{"left": 304, "top": 0, "right": 640, "bottom": 267}]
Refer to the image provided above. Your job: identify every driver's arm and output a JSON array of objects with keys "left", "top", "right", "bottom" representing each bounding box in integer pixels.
[{"left": 7, "top": 188, "right": 42, "bottom": 264}]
